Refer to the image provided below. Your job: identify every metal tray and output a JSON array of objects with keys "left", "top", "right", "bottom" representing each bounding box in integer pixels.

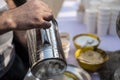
[
  {"left": 24, "top": 64, "right": 91, "bottom": 80},
  {"left": 53, "top": 64, "right": 91, "bottom": 80}
]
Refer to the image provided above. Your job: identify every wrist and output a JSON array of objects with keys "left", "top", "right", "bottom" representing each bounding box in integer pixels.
[{"left": 1, "top": 10, "right": 17, "bottom": 31}]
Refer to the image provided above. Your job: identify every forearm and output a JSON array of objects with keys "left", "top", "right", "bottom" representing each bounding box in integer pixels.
[
  {"left": 14, "top": 30, "right": 27, "bottom": 48},
  {"left": 6, "top": 0, "right": 27, "bottom": 48},
  {"left": 0, "top": 0, "right": 17, "bottom": 35}
]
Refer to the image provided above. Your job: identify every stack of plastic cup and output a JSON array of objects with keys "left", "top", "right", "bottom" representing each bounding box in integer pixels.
[
  {"left": 77, "top": 1, "right": 85, "bottom": 24},
  {"left": 90, "top": 0, "right": 101, "bottom": 9},
  {"left": 85, "top": 9, "right": 98, "bottom": 34},
  {"left": 109, "top": 6, "right": 120, "bottom": 36},
  {"left": 97, "top": 6, "right": 111, "bottom": 36}
]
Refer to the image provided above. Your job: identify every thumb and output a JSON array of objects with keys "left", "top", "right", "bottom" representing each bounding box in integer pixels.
[
  {"left": 6, "top": 0, "right": 16, "bottom": 9},
  {"left": 26, "top": 0, "right": 32, "bottom": 1}
]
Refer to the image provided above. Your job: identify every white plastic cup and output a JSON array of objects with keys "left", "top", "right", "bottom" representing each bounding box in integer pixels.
[
  {"left": 85, "top": 19, "right": 97, "bottom": 33},
  {"left": 97, "top": 20, "right": 110, "bottom": 25},
  {"left": 109, "top": 7, "right": 120, "bottom": 36},
  {"left": 98, "top": 16, "right": 110, "bottom": 21},
  {"left": 98, "top": 6, "right": 111, "bottom": 13},
  {"left": 97, "top": 6, "right": 111, "bottom": 36},
  {"left": 111, "top": 6, "right": 120, "bottom": 16},
  {"left": 86, "top": 24, "right": 97, "bottom": 33},
  {"left": 109, "top": 23, "right": 117, "bottom": 36},
  {"left": 97, "top": 23, "right": 109, "bottom": 36},
  {"left": 85, "top": 9, "right": 97, "bottom": 34}
]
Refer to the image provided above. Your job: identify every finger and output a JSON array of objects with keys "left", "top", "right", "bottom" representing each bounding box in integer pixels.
[
  {"left": 43, "top": 14, "right": 53, "bottom": 21},
  {"left": 35, "top": 20, "right": 51, "bottom": 29},
  {"left": 42, "top": 21, "right": 51, "bottom": 29},
  {"left": 26, "top": 0, "right": 32, "bottom": 1},
  {"left": 6, "top": 0, "right": 16, "bottom": 9}
]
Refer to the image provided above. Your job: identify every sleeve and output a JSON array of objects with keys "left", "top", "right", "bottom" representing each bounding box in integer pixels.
[{"left": 0, "top": 0, "right": 8, "bottom": 12}]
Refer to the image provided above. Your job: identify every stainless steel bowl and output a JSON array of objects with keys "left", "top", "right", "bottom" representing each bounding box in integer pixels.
[
  {"left": 53, "top": 64, "right": 92, "bottom": 80},
  {"left": 24, "top": 64, "right": 91, "bottom": 80}
]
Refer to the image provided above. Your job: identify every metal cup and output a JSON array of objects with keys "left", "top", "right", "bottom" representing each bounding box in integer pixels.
[{"left": 27, "top": 19, "right": 67, "bottom": 80}]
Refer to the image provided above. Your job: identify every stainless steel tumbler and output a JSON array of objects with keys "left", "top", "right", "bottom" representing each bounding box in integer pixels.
[{"left": 27, "top": 19, "right": 67, "bottom": 80}]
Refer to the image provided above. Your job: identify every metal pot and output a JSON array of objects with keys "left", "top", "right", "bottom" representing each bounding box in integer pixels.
[{"left": 27, "top": 19, "right": 67, "bottom": 80}]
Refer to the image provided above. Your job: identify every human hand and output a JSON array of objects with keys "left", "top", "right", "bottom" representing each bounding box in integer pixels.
[{"left": 4, "top": 0, "right": 53, "bottom": 30}]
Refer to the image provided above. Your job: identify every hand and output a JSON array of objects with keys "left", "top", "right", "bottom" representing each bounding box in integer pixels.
[{"left": 4, "top": 0, "right": 53, "bottom": 30}]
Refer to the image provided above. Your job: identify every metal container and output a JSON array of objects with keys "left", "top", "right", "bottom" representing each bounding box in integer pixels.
[
  {"left": 24, "top": 64, "right": 91, "bottom": 80},
  {"left": 27, "top": 19, "right": 67, "bottom": 79}
]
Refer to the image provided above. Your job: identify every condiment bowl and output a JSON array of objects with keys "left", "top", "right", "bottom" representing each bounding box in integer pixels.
[
  {"left": 75, "top": 48, "right": 109, "bottom": 72},
  {"left": 73, "top": 34, "right": 100, "bottom": 49}
]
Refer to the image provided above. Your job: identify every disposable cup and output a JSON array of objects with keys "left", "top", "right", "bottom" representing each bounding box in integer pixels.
[
  {"left": 109, "top": 25, "right": 117, "bottom": 36},
  {"left": 97, "top": 23, "right": 109, "bottom": 36}
]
